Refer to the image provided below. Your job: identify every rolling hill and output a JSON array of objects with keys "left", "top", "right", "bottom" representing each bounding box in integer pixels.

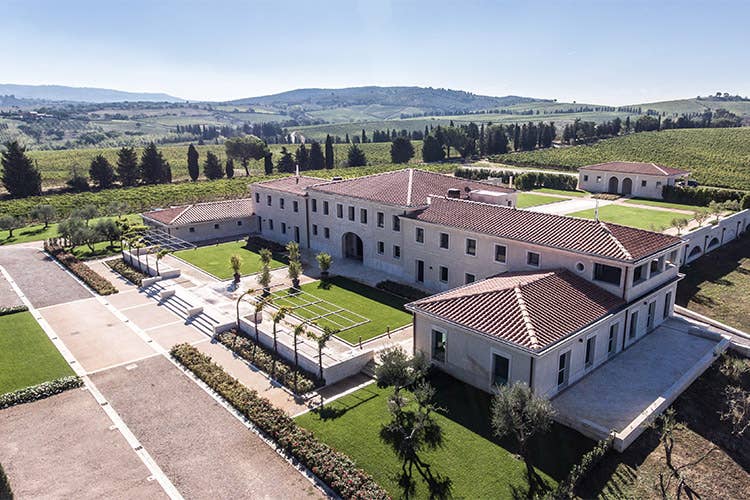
[{"left": 0, "top": 83, "right": 183, "bottom": 103}]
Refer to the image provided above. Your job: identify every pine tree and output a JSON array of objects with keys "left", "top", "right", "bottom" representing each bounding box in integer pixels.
[
  {"left": 276, "top": 147, "right": 295, "bottom": 173},
  {"left": 116, "top": 146, "right": 139, "bottom": 186},
  {"left": 421, "top": 134, "right": 446, "bottom": 162},
  {"left": 324, "top": 134, "right": 334, "bottom": 169},
  {"left": 390, "top": 137, "right": 415, "bottom": 164},
  {"left": 347, "top": 144, "right": 367, "bottom": 167},
  {"left": 1, "top": 141, "right": 42, "bottom": 198},
  {"left": 203, "top": 151, "right": 224, "bottom": 180},
  {"left": 187, "top": 143, "right": 200, "bottom": 181},
  {"left": 140, "top": 143, "right": 171, "bottom": 184},
  {"left": 225, "top": 158, "right": 235, "bottom": 179},
  {"left": 89, "top": 154, "right": 115, "bottom": 189},
  {"left": 309, "top": 141, "right": 325, "bottom": 170}
]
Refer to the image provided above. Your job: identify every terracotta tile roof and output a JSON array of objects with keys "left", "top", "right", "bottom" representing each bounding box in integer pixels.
[
  {"left": 143, "top": 198, "right": 254, "bottom": 225},
  {"left": 579, "top": 161, "right": 688, "bottom": 176},
  {"left": 308, "top": 168, "right": 514, "bottom": 207},
  {"left": 253, "top": 175, "right": 327, "bottom": 196},
  {"left": 409, "top": 197, "right": 681, "bottom": 262},
  {"left": 407, "top": 270, "right": 625, "bottom": 351}
]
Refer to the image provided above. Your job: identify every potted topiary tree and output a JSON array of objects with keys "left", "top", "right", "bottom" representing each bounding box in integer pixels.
[
  {"left": 286, "top": 241, "right": 303, "bottom": 288},
  {"left": 257, "top": 248, "right": 272, "bottom": 296},
  {"left": 230, "top": 254, "right": 243, "bottom": 285},
  {"left": 316, "top": 252, "right": 332, "bottom": 281}
]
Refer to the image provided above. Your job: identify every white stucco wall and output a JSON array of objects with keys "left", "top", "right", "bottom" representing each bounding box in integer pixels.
[
  {"left": 251, "top": 186, "right": 310, "bottom": 248},
  {"left": 578, "top": 169, "right": 683, "bottom": 200},
  {"left": 144, "top": 216, "right": 257, "bottom": 243},
  {"left": 682, "top": 209, "right": 750, "bottom": 263}
]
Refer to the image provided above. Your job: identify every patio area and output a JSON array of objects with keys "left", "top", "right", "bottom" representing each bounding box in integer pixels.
[{"left": 552, "top": 317, "right": 730, "bottom": 451}]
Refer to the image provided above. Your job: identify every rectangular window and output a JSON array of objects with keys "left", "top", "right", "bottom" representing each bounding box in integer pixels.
[
  {"left": 311, "top": 198, "right": 317, "bottom": 212},
  {"left": 336, "top": 203, "right": 343, "bottom": 218},
  {"left": 432, "top": 330, "right": 446, "bottom": 362},
  {"left": 629, "top": 311, "right": 639, "bottom": 339},
  {"left": 494, "top": 244, "right": 507, "bottom": 263},
  {"left": 647, "top": 301, "right": 656, "bottom": 329},
  {"left": 608, "top": 324, "right": 618, "bottom": 356},
  {"left": 557, "top": 351, "right": 570, "bottom": 387},
  {"left": 641, "top": 180, "right": 647, "bottom": 187},
  {"left": 585, "top": 336, "right": 596, "bottom": 369},
  {"left": 465, "top": 238, "right": 476, "bottom": 256},
  {"left": 377, "top": 211, "right": 384, "bottom": 228},
  {"left": 439, "top": 266, "right": 449, "bottom": 283},
  {"left": 664, "top": 292, "right": 672, "bottom": 319},
  {"left": 393, "top": 245, "right": 401, "bottom": 259},
  {"left": 493, "top": 354, "right": 510, "bottom": 386},
  {"left": 594, "top": 263, "right": 622, "bottom": 286},
  {"left": 596, "top": 176, "right": 602, "bottom": 183},
  {"left": 527, "top": 251, "right": 540, "bottom": 267},
  {"left": 293, "top": 200, "right": 299, "bottom": 213},
  {"left": 280, "top": 198, "right": 285, "bottom": 209},
  {"left": 583, "top": 174, "right": 589, "bottom": 182},
  {"left": 440, "top": 233, "right": 449, "bottom": 249},
  {"left": 255, "top": 192, "right": 260, "bottom": 203},
  {"left": 633, "top": 264, "right": 646, "bottom": 284},
  {"left": 360, "top": 208, "right": 368, "bottom": 224},
  {"left": 281, "top": 222, "right": 287, "bottom": 234},
  {"left": 650, "top": 256, "right": 664, "bottom": 275},
  {"left": 189, "top": 227, "right": 195, "bottom": 233},
  {"left": 392, "top": 215, "right": 400, "bottom": 232},
  {"left": 294, "top": 226, "right": 300, "bottom": 243},
  {"left": 266, "top": 195, "right": 272, "bottom": 206},
  {"left": 324, "top": 227, "right": 330, "bottom": 239},
  {"left": 416, "top": 227, "right": 424, "bottom": 244},
  {"left": 268, "top": 219, "right": 274, "bottom": 231},
  {"left": 377, "top": 241, "right": 384, "bottom": 254},
  {"left": 323, "top": 201, "right": 329, "bottom": 215},
  {"left": 237, "top": 220, "right": 243, "bottom": 226},
  {"left": 348, "top": 206, "right": 355, "bottom": 221},
  {"left": 312, "top": 224, "right": 318, "bottom": 236},
  {"left": 214, "top": 223, "right": 219, "bottom": 229},
  {"left": 465, "top": 273, "right": 475, "bottom": 284}
]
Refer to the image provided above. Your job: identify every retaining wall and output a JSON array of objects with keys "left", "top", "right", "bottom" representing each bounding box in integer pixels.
[{"left": 682, "top": 209, "right": 750, "bottom": 264}]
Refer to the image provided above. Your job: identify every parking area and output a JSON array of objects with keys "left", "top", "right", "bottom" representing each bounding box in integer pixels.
[
  {"left": 91, "top": 355, "right": 324, "bottom": 499},
  {"left": 0, "top": 388, "right": 165, "bottom": 499}
]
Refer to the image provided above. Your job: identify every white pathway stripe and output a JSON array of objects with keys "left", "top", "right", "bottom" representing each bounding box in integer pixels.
[{"left": 0, "top": 264, "right": 183, "bottom": 500}]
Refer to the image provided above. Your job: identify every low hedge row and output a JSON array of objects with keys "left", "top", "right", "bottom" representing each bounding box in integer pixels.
[
  {"left": 170, "top": 344, "right": 389, "bottom": 500},
  {"left": 216, "top": 329, "right": 319, "bottom": 394},
  {"left": 0, "top": 376, "right": 83, "bottom": 410},
  {"left": 376, "top": 280, "right": 430, "bottom": 301},
  {"left": 514, "top": 171, "right": 578, "bottom": 191},
  {"left": 0, "top": 462, "right": 11, "bottom": 500},
  {"left": 44, "top": 241, "right": 118, "bottom": 295},
  {"left": 662, "top": 184, "right": 747, "bottom": 206},
  {"left": 0, "top": 306, "right": 28, "bottom": 317},
  {"left": 108, "top": 258, "right": 147, "bottom": 286}
]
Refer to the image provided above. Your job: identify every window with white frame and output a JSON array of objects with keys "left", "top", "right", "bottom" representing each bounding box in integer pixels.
[
  {"left": 293, "top": 200, "right": 298, "bottom": 212},
  {"left": 557, "top": 351, "right": 570, "bottom": 387},
  {"left": 465, "top": 273, "right": 475, "bottom": 284},
  {"left": 377, "top": 211, "right": 384, "bottom": 228},
  {"left": 393, "top": 245, "right": 401, "bottom": 259},
  {"left": 392, "top": 215, "right": 401, "bottom": 232},
  {"left": 323, "top": 201, "right": 329, "bottom": 215},
  {"left": 348, "top": 206, "right": 355, "bottom": 221},
  {"left": 360, "top": 208, "right": 368, "bottom": 224},
  {"left": 432, "top": 329, "right": 446, "bottom": 362},
  {"left": 312, "top": 224, "right": 318, "bottom": 236},
  {"left": 377, "top": 241, "right": 384, "bottom": 254},
  {"left": 336, "top": 203, "right": 343, "bottom": 218},
  {"left": 280, "top": 198, "right": 285, "bottom": 209},
  {"left": 324, "top": 227, "right": 330, "bottom": 239},
  {"left": 492, "top": 354, "right": 510, "bottom": 386},
  {"left": 465, "top": 238, "right": 476, "bottom": 256},
  {"left": 585, "top": 336, "right": 596, "bottom": 369},
  {"left": 608, "top": 323, "right": 618, "bottom": 356},
  {"left": 440, "top": 233, "right": 449, "bottom": 249},
  {"left": 439, "top": 266, "right": 449, "bottom": 283},
  {"left": 494, "top": 244, "right": 507, "bottom": 263},
  {"left": 527, "top": 251, "right": 540, "bottom": 267},
  {"left": 311, "top": 198, "right": 317, "bottom": 212},
  {"left": 416, "top": 227, "right": 424, "bottom": 244}
]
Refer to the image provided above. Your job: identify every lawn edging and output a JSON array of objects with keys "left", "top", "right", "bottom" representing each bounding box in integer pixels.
[
  {"left": 44, "top": 240, "right": 118, "bottom": 295},
  {"left": 0, "top": 375, "right": 83, "bottom": 410},
  {"left": 169, "top": 343, "right": 390, "bottom": 500}
]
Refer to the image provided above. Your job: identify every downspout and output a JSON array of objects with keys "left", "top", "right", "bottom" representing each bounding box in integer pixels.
[
  {"left": 528, "top": 357, "right": 534, "bottom": 392},
  {"left": 621, "top": 308, "right": 629, "bottom": 351},
  {"left": 621, "top": 266, "right": 629, "bottom": 300},
  {"left": 304, "top": 197, "right": 311, "bottom": 249},
  {"left": 411, "top": 315, "right": 416, "bottom": 355}
]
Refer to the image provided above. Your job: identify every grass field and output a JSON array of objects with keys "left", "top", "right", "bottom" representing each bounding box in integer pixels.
[
  {"left": 676, "top": 233, "right": 750, "bottom": 331},
  {"left": 532, "top": 187, "right": 587, "bottom": 197},
  {"left": 516, "top": 193, "right": 566, "bottom": 208},
  {"left": 271, "top": 276, "right": 411, "bottom": 344},
  {"left": 495, "top": 128, "right": 750, "bottom": 191},
  {"left": 174, "top": 240, "right": 286, "bottom": 279},
  {"left": 0, "top": 311, "right": 74, "bottom": 394},
  {"left": 296, "top": 371, "right": 591, "bottom": 498},
  {"left": 569, "top": 204, "right": 685, "bottom": 231},
  {"left": 623, "top": 198, "right": 705, "bottom": 211},
  {"left": 0, "top": 214, "right": 141, "bottom": 246}
]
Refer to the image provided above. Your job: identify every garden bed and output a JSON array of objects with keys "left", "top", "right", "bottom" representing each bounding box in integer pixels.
[
  {"left": 44, "top": 240, "right": 117, "bottom": 295},
  {"left": 0, "top": 376, "right": 82, "bottom": 409},
  {"left": 107, "top": 258, "right": 148, "bottom": 286}
]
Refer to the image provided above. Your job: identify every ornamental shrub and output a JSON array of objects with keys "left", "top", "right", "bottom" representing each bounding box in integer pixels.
[
  {"left": 44, "top": 240, "right": 118, "bottom": 295},
  {"left": 662, "top": 184, "right": 745, "bottom": 206},
  {"left": 0, "top": 305, "right": 28, "bottom": 317},
  {"left": 108, "top": 258, "right": 147, "bottom": 286},
  {"left": 0, "top": 376, "right": 83, "bottom": 409}
]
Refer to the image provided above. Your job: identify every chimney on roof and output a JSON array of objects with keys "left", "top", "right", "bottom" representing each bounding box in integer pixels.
[{"left": 447, "top": 188, "right": 461, "bottom": 199}]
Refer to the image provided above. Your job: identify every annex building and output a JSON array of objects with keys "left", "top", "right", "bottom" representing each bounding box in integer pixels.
[{"left": 577, "top": 161, "right": 689, "bottom": 199}]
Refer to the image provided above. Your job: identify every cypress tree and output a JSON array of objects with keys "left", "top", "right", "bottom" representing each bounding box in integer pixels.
[
  {"left": 324, "top": 134, "right": 334, "bottom": 169},
  {"left": 276, "top": 147, "right": 295, "bottom": 173},
  {"left": 309, "top": 141, "right": 324, "bottom": 170},
  {"left": 187, "top": 143, "right": 200, "bottom": 181},
  {"left": 361, "top": 129, "right": 367, "bottom": 144},
  {"left": 1, "top": 141, "right": 42, "bottom": 198},
  {"left": 295, "top": 144, "right": 309, "bottom": 170},
  {"left": 203, "top": 151, "right": 224, "bottom": 180},
  {"left": 225, "top": 158, "right": 235, "bottom": 179},
  {"left": 421, "top": 134, "right": 446, "bottom": 162},
  {"left": 264, "top": 153, "right": 273, "bottom": 175},
  {"left": 116, "top": 146, "right": 139, "bottom": 186}
]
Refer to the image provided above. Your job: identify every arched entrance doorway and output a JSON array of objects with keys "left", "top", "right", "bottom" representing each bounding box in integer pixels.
[
  {"left": 608, "top": 177, "right": 619, "bottom": 193},
  {"left": 342, "top": 232, "right": 363, "bottom": 261},
  {"left": 622, "top": 177, "right": 633, "bottom": 195}
]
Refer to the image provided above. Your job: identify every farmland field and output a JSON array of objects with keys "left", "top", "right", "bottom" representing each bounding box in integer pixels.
[{"left": 493, "top": 128, "right": 750, "bottom": 191}]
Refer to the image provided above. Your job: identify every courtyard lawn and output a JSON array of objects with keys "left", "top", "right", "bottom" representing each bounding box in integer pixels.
[
  {"left": 532, "top": 187, "right": 587, "bottom": 198},
  {"left": 516, "top": 193, "right": 566, "bottom": 209},
  {"left": 270, "top": 276, "right": 411, "bottom": 344},
  {"left": 174, "top": 240, "right": 286, "bottom": 279},
  {"left": 296, "top": 371, "right": 591, "bottom": 498},
  {"left": 677, "top": 233, "right": 750, "bottom": 331},
  {"left": 0, "top": 311, "right": 74, "bottom": 394},
  {"left": 568, "top": 204, "right": 685, "bottom": 231},
  {"left": 623, "top": 198, "right": 706, "bottom": 212}
]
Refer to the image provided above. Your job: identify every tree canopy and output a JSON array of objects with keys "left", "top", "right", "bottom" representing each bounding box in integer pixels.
[
  {"left": 89, "top": 154, "right": 115, "bottom": 189},
  {"left": 1, "top": 141, "right": 42, "bottom": 198},
  {"left": 390, "top": 137, "right": 415, "bottom": 164},
  {"left": 225, "top": 135, "right": 269, "bottom": 175},
  {"left": 187, "top": 143, "right": 200, "bottom": 181}
]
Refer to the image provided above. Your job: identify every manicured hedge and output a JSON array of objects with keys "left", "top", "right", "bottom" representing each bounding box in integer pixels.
[
  {"left": 170, "top": 344, "right": 389, "bottom": 500},
  {"left": 0, "top": 376, "right": 83, "bottom": 410},
  {"left": 662, "top": 184, "right": 746, "bottom": 206},
  {"left": 107, "top": 258, "right": 147, "bottom": 286},
  {"left": 44, "top": 240, "right": 118, "bottom": 295},
  {"left": 216, "top": 329, "right": 319, "bottom": 394},
  {"left": 376, "top": 280, "right": 430, "bottom": 301},
  {"left": 0, "top": 306, "right": 28, "bottom": 317},
  {"left": 0, "top": 462, "right": 11, "bottom": 500},
  {"left": 514, "top": 171, "right": 578, "bottom": 191},
  {"left": 454, "top": 167, "right": 515, "bottom": 184}
]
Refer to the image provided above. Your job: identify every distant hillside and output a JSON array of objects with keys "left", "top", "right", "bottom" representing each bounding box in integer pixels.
[
  {"left": 229, "top": 86, "right": 547, "bottom": 119},
  {"left": 0, "top": 84, "right": 183, "bottom": 103}
]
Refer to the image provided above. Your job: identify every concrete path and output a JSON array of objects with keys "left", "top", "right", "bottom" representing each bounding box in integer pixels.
[{"left": 526, "top": 197, "right": 615, "bottom": 215}]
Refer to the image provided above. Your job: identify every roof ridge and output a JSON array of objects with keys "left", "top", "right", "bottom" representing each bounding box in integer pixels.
[
  {"left": 514, "top": 285, "right": 540, "bottom": 350},
  {"left": 651, "top": 162, "right": 668, "bottom": 175},
  {"left": 599, "top": 222, "right": 633, "bottom": 260},
  {"left": 170, "top": 205, "right": 194, "bottom": 224},
  {"left": 406, "top": 168, "right": 414, "bottom": 206}
]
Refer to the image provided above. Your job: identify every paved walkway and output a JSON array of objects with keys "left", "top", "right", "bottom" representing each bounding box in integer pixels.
[{"left": 527, "top": 197, "right": 616, "bottom": 215}]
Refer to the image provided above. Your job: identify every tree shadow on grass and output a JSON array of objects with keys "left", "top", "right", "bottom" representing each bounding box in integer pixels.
[{"left": 313, "top": 387, "right": 379, "bottom": 421}]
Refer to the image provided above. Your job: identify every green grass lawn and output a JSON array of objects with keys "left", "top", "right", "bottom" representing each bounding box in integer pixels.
[
  {"left": 532, "top": 187, "right": 587, "bottom": 198},
  {"left": 296, "top": 372, "right": 591, "bottom": 498},
  {"left": 270, "top": 276, "right": 411, "bottom": 344},
  {"left": 568, "top": 204, "right": 685, "bottom": 231},
  {"left": 623, "top": 198, "right": 706, "bottom": 212},
  {"left": 516, "top": 193, "right": 566, "bottom": 209},
  {"left": 174, "top": 240, "right": 286, "bottom": 279},
  {"left": 0, "top": 214, "right": 142, "bottom": 246},
  {"left": 0, "top": 311, "right": 74, "bottom": 394}
]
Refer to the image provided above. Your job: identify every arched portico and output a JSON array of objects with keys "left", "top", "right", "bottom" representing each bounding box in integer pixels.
[
  {"left": 342, "top": 232, "right": 363, "bottom": 261},
  {"left": 622, "top": 177, "right": 633, "bottom": 195},
  {"left": 608, "top": 176, "right": 619, "bottom": 193}
]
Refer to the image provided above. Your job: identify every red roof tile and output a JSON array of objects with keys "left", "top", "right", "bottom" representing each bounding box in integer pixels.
[
  {"left": 143, "top": 199, "right": 254, "bottom": 225},
  {"left": 409, "top": 197, "right": 681, "bottom": 262},
  {"left": 580, "top": 161, "right": 688, "bottom": 176},
  {"left": 408, "top": 270, "right": 625, "bottom": 351},
  {"left": 253, "top": 175, "right": 327, "bottom": 196},
  {"left": 309, "top": 169, "right": 514, "bottom": 206}
]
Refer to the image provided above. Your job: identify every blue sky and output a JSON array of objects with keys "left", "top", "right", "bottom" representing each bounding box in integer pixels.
[{"left": 3, "top": 0, "right": 749, "bottom": 104}]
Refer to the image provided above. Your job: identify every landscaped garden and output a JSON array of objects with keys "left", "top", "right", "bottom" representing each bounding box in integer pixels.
[
  {"left": 568, "top": 204, "right": 685, "bottom": 231},
  {"left": 269, "top": 276, "right": 411, "bottom": 344},
  {"left": 174, "top": 240, "right": 286, "bottom": 279},
  {"left": 0, "top": 311, "right": 74, "bottom": 394},
  {"left": 516, "top": 192, "right": 565, "bottom": 209},
  {"left": 296, "top": 371, "right": 592, "bottom": 498}
]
